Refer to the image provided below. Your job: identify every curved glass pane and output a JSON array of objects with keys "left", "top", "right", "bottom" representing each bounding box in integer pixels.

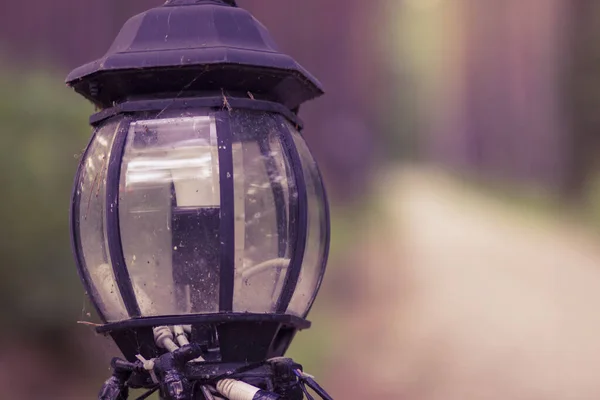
[
  {"left": 287, "top": 125, "right": 328, "bottom": 317},
  {"left": 75, "top": 119, "right": 128, "bottom": 322},
  {"left": 119, "top": 113, "right": 221, "bottom": 316},
  {"left": 231, "top": 112, "right": 296, "bottom": 312}
]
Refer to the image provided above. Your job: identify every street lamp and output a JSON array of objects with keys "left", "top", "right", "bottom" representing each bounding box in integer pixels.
[{"left": 67, "top": 1, "right": 332, "bottom": 399}]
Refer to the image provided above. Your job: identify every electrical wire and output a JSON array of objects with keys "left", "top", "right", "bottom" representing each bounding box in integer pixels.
[
  {"left": 134, "top": 385, "right": 159, "bottom": 400},
  {"left": 298, "top": 381, "right": 316, "bottom": 400},
  {"left": 303, "top": 376, "right": 334, "bottom": 400},
  {"left": 294, "top": 369, "right": 333, "bottom": 400},
  {"left": 210, "top": 360, "right": 269, "bottom": 383},
  {"left": 239, "top": 258, "right": 289, "bottom": 281},
  {"left": 191, "top": 381, "right": 217, "bottom": 400},
  {"left": 173, "top": 325, "right": 191, "bottom": 346}
]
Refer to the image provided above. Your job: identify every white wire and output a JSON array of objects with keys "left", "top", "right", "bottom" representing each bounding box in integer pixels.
[
  {"left": 239, "top": 258, "right": 289, "bottom": 280},
  {"left": 173, "top": 325, "right": 190, "bottom": 346},
  {"left": 152, "top": 324, "right": 262, "bottom": 400},
  {"left": 153, "top": 326, "right": 179, "bottom": 352},
  {"left": 216, "top": 379, "right": 261, "bottom": 400}
]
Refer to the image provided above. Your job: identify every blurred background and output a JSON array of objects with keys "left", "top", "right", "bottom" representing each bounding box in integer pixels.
[{"left": 4, "top": 0, "right": 600, "bottom": 398}]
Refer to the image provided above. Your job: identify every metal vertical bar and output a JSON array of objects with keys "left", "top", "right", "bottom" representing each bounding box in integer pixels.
[
  {"left": 105, "top": 118, "right": 141, "bottom": 317},
  {"left": 215, "top": 112, "right": 235, "bottom": 311},
  {"left": 275, "top": 115, "right": 307, "bottom": 313}
]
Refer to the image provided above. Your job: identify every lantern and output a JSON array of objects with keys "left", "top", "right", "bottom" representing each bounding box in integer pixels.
[{"left": 68, "top": 1, "right": 332, "bottom": 399}]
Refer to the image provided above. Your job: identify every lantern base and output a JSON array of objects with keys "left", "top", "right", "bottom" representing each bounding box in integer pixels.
[{"left": 97, "top": 313, "right": 310, "bottom": 364}]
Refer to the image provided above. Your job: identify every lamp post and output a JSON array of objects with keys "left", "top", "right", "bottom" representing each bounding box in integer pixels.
[{"left": 66, "top": 1, "right": 332, "bottom": 399}]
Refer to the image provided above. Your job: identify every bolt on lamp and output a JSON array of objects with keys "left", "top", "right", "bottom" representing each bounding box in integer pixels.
[{"left": 67, "top": 0, "right": 332, "bottom": 399}]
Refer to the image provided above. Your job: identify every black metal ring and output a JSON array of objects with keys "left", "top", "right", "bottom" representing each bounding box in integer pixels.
[
  {"left": 90, "top": 96, "right": 303, "bottom": 130},
  {"left": 96, "top": 312, "right": 311, "bottom": 333}
]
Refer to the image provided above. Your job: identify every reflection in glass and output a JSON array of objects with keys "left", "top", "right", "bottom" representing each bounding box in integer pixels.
[
  {"left": 231, "top": 112, "right": 296, "bottom": 312},
  {"left": 119, "top": 114, "right": 221, "bottom": 316},
  {"left": 287, "top": 125, "right": 328, "bottom": 317},
  {"left": 76, "top": 119, "right": 128, "bottom": 322}
]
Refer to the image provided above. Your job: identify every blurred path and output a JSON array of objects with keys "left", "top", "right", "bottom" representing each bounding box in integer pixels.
[{"left": 329, "top": 167, "right": 600, "bottom": 399}]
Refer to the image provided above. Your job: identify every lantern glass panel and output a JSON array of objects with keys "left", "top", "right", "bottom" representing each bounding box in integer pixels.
[
  {"left": 75, "top": 119, "right": 128, "bottom": 322},
  {"left": 119, "top": 112, "right": 221, "bottom": 316},
  {"left": 230, "top": 112, "right": 296, "bottom": 312},
  {"left": 287, "top": 124, "right": 328, "bottom": 317}
]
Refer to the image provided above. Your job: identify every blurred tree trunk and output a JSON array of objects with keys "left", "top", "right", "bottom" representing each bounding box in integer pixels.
[
  {"left": 460, "top": 0, "right": 569, "bottom": 190},
  {"left": 402, "top": 0, "right": 586, "bottom": 196},
  {"left": 562, "top": 0, "right": 600, "bottom": 201}
]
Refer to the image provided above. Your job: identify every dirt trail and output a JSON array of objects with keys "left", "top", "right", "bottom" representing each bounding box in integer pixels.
[{"left": 328, "top": 168, "right": 600, "bottom": 399}]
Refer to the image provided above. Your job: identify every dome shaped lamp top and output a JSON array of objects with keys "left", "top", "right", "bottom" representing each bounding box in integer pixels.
[{"left": 66, "top": 0, "right": 324, "bottom": 111}]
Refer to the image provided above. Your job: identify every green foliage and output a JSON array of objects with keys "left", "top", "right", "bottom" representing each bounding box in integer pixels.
[
  {"left": 0, "top": 67, "right": 94, "bottom": 334},
  {"left": 286, "top": 310, "right": 333, "bottom": 376}
]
